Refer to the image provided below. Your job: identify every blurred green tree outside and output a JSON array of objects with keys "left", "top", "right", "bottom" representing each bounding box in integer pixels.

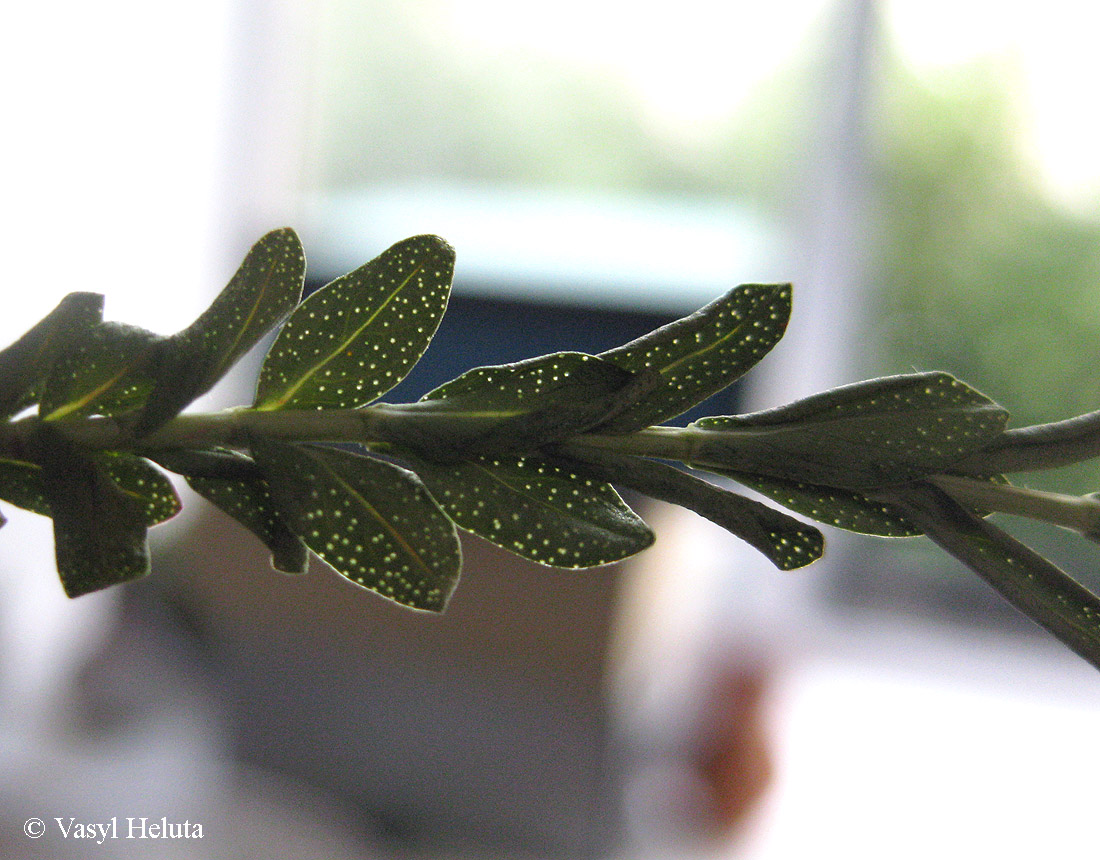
[
  {"left": 870, "top": 61, "right": 1100, "bottom": 461},
  {"left": 712, "top": 46, "right": 1100, "bottom": 595},
  {"left": 869, "top": 58, "right": 1100, "bottom": 592}
]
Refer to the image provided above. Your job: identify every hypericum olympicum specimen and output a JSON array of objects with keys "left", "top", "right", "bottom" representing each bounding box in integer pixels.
[{"left": 5, "top": 229, "right": 1100, "bottom": 669}]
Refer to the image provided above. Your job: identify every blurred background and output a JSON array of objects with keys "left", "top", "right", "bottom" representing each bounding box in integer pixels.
[{"left": 4, "top": 0, "right": 1100, "bottom": 857}]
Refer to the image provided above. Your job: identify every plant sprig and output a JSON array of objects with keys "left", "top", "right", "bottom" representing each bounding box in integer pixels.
[{"left": 6, "top": 229, "right": 1100, "bottom": 671}]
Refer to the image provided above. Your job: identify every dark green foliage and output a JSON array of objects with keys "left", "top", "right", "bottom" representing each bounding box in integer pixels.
[
  {"left": 406, "top": 452, "right": 654, "bottom": 567},
  {"left": 404, "top": 352, "right": 653, "bottom": 458},
  {"left": 253, "top": 439, "right": 460, "bottom": 611},
  {"left": 5, "top": 229, "right": 1100, "bottom": 669},
  {"left": 148, "top": 447, "right": 265, "bottom": 481},
  {"left": 0, "top": 452, "right": 180, "bottom": 526},
  {"left": 557, "top": 446, "right": 823, "bottom": 570},
  {"left": 691, "top": 373, "right": 1008, "bottom": 490},
  {"left": 29, "top": 427, "right": 150, "bottom": 597},
  {"left": 97, "top": 453, "right": 182, "bottom": 525},
  {"left": 39, "top": 322, "right": 162, "bottom": 422},
  {"left": 254, "top": 234, "right": 453, "bottom": 411},
  {"left": 136, "top": 228, "right": 306, "bottom": 434},
  {"left": 0, "top": 457, "right": 50, "bottom": 516},
  {"left": 879, "top": 482, "right": 1100, "bottom": 670},
  {"left": 151, "top": 447, "right": 308, "bottom": 573},
  {"left": 34, "top": 229, "right": 306, "bottom": 432},
  {"left": 0, "top": 292, "right": 103, "bottom": 420},
  {"left": 598, "top": 283, "right": 791, "bottom": 431},
  {"left": 717, "top": 472, "right": 920, "bottom": 537},
  {"left": 187, "top": 471, "right": 308, "bottom": 574}
]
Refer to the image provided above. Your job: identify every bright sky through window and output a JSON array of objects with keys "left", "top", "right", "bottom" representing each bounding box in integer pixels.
[
  {"left": 433, "top": 0, "right": 1100, "bottom": 208},
  {"left": 888, "top": 0, "right": 1100, "bottom": 209},
  {"left": 435, "top": 0, "right": 833, "bottom": 138}
]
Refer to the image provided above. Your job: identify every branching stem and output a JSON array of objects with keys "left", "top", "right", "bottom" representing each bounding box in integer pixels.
[
  {"left": 953, "top": 409, "right": 1100, "bottom": 474},
  {"left": 10, "top": 406, "right": 1100, "bottom": 551},
  {"left": 2, "top": 408, "right": 711, "bottom": 464},
  {"left": 931, "top": 474, "right": 1100, "bottom": 539}
]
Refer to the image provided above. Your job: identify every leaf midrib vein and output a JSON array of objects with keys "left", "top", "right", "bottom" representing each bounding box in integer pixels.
[
  {"left": 320, "top": 454, "right": 439, "bottom": 582},
  {"left": 204, "top": 251, "right": 282, "bottom": 386},
  {"left": 261, "top": 259, "right": 426, "bottom": 409},
  {"left": 464, "top": 458, "right": 628, "bottom": 539}
]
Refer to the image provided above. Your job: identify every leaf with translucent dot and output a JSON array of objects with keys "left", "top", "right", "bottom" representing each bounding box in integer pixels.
[
  {"left": 148, "top": 447, "right": 266, "bottom": 481},
  {"left": 690, "top": 372, "right": 1009, "bottom": 491},
  {"left": 136, "top": 228, "right": 306, "bottom": 434},
  {"left": 0, "top": 457, "right": 50, "bottom": 515},
  {"left": 254, "top": 235, "right": 454, "bottom": 411},
  {"left": 148, "top": 447, "right": 306, "bottom": 572},
  {"left": 28, "top": 426, "right": 149, "bottom": 597},
  {"left": 97, "top": 453, "right": 181, "bottom": 525},
  {"left": 553, "top": 446, "right": 822, "bottom": 570},
  {"left": 404, "top": 451, "right": 654, "bottom": 568},
  {"left": 714, "top": 470, "right": 920, "bottom": 537},
  {"left": 39, "top": 322, "right": 163, "bottom": 421},
  {"left": 252, "top": 439, "right": 460, "bottom": 610},
  {"left": 394, "top": 352, "right": 653, "bottom": 460},
  {"left": 178, "top": 451, "right": 308, "bottom": 574},
  {"left": 188, "top": 478, "right": 308, "bottom": 574},
  {"left": 0, "top": 292, "right": 103, "bottom": 420},
  {"left": 0, "top": 452, "right": 180, "bottom": 526},
  {"left": 597, "top": 283, "right": 791, "bottom": 432},
  {"left": 879, "top": 481, "right": 1100, "bottom": 672}
]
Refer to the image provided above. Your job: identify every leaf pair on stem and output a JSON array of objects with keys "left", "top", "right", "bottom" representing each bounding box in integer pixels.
[{"left": 4, "top": 229, "right": 1100, "bottom": 671}]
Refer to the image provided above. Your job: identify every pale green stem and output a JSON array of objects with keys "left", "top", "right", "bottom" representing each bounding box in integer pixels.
[
  {"left": 4, "top": 406, "right": 403, "bottom": 455},
  {"left": 931, "top": 474, "right": 1100, "bottom": 540},
  {"left": 952, "top": 409, "right": 1100, "bottom": 474},
  {"left": 8, "top": 408, "right": 1100, "bottom": 547},
  {"left": 0, "top": 409, "right": 709, "bottom": 462},
  {"left": 569, "top": 426, "right": 699, "bottom": 461}
]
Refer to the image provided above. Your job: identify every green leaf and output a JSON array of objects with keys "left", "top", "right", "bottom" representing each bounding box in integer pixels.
[
  {"left": 719, "top": 470, "right": 1008, "bottom": 537},
  {"left": 396, "top": 352, "right": 652, "bottom": 459},
  {"left": 39, "top": 322, "right": 162, "bottom": 421},
  {"left": 879, "top": 481, "right": 1100, "bottom": 672},
  {"left": 554, "top": 446, "right": 823, "bottom": 570},
  {"left": 253, "top": 439, "right": 461, "bottom": 610},
  {"left": 151, "top": 448, "right": 307, "bottom": 572},
  {"left": 0, "top": 292, "right": 103, "bottom": 420},
  {"left": 404, "top": 452, "right": 655, "bottom": 568},
  {"left": 187, "top": 476, "right": 308, "bottom": 574},
  {"left": 0, "top": 457, "right": 50, "bottom": 515},
  {"left": 690, "top": 372, "right": 1009, "bottom": 491},
  {"left": 254, "top": 235, "right": 454, "bottom": 411},
  {"left": 0, "top": 452, "right": 179, "bottom": 527},
  {"left": 98, "top": 453, "right": 181, "bottom": 525},
  {"left": 136, "top": 228, "right": 306, "bottom": 434},
  {"left": 598, "top": 283, "right": 791, "bottom": 432},
  {"left": 29, "top": 427, "right": 149, "bottom": 597},
  {"left": 148, "top": 447, "right": 265, "bottom": 480},
  {"left": 164, "top": 448, "right": 308, "bottom": 574},
  {"left": 716, "top": 471, "right": 920, "bottom": 537}
]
